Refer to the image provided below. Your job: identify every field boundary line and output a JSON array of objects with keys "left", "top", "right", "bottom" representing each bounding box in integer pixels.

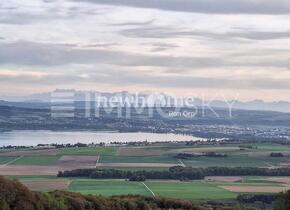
[
  {"left": 265, "top": 162, "right": 275, "bottom": 168},
  {"left": 142, "top": 182, "right": 155, "bottom": 197},
  {"left": 0, "top": 155, "right": 24, "bottom": 168},
  {"left": 96, "top": 155, "right": 100, "bottom": 167},
  {"left": 178, "top": 159, "right": 185, "bottom": 167}
]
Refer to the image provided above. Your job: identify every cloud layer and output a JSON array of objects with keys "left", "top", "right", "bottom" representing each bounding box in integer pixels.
[
  {"left": 0, "top": 0, "right": 290, "bottom": 101},
  {"left": 75, "top": 0, "right": 290, "bottom": 15}
]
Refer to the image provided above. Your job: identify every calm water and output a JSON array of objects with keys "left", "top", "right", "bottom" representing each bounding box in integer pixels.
[{"left": 0, "top": 130, "right": 204, "bottom": 146}]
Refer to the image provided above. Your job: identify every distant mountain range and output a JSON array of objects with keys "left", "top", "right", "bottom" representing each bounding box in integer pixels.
[{"left": 1, "top": 89, "right": 290, "bottom": 113}]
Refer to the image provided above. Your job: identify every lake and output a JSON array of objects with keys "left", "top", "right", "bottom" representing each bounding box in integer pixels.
[{"left": 0, "top": 130, "right": 204, "bottom": 146}]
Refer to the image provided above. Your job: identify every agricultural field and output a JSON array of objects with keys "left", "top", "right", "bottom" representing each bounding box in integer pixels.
[
  {"left": 1, "top": 142, "right": 290, "bottom": 173},
  {"left": 58, "top": 147, "right": 117, "bottom": 156},
  {"left": 0, "top": 156, "right": 18, "bottom": 165},
  {"left": 68, "top": 179, "right": 237, "bottom": 200},
  {"left": 69, "top": 180, "right": 152, "bottom": 196},
  {"left": 1, "top": 142, "right": 290, "bottom": 201},
  {"left": 5, "top": 176, "right": 237, "bottom": 200},
  {"left": 144, "top": 181, "right": 236, "bottom": 200},
  {"left": 11, "top": 156, "right": 60, "bottom": 166},
  {"left": 99, "top": 154, "right": 178, "bottom": 164},
  {"left": 6, "top": 175, "right": 290, "bottom": 201}
]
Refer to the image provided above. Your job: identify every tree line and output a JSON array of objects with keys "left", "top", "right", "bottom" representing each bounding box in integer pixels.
[
  {"left": 174, "top": 152, "right": 227, "bottom": 159},
  {"left": 58, "top": 166, "right": 290, "bottom": 180}
]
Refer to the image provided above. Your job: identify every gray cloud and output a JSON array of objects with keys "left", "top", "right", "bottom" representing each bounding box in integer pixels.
[
  {"left": 0, "top": 3, "right": 105, "bottom": 25},
  {"left": 0, "top": 73, "right": 86, "bottom": 85},
  {"left": 231, "top": 49, "right": 290, "bottom": 57},
  {"left": 0, "top": 13, "right": 37, "bottom": 25},
  {"left": 120, "top": 26, "right": 290, "bottom": 41},
  {"left": 0, "top": 41, "right": 224, "bottom": 68},
  {"left": 227, "top": 31, "right": 290, "bottom": 40},
  {"left": 0, "top": 41, "right": 122, "bottom": 66},
  {"left": 112, "top": 74, "right": 290, "bottom": 90},
  {"left": 73, "top": 0, "right": 290, "bottom": 15},
  {"left": 150, "top": 43, "right": 178, "bottom": 48},
  {"left": 0, "top": 41, "right": 289, "bottom": 70},
  {"left": 110, "top": 19, "right": 155, "bottom": 26},
  {"left": 0, "top": 10, "right": 70, "bottom": 25},
  {"left": 2, "top": 67, "right": 290, "bottom": 90},
  {"left": 0, "top": 2, "right": 59, "bottom": 25},
  {"left": 81, "top": 43, "right": 121, "bottom": 48},
  {"left": 148, "top": 42, "right": 178, "bottom": 52},
  {"left": 150, "top": 47, "right": 172, "bottom": 52}
]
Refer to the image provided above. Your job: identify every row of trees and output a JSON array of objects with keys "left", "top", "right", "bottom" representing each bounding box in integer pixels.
[
  {"left": 237, "top": 194, "right": 275, "bottom": 204},
  {"left": 58, "top": 166, "right": 290, "bottom": 180},
  {"left": 174, "top": 152, "right": 227, "bottom": 159},
  {"left": 270, "top": 152, "right": 285, "bottom": 157}
]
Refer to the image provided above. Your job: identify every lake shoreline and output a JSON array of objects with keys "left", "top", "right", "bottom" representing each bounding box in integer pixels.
[{"left": 0, "top": 130, "right": 204, "bottom": 147}]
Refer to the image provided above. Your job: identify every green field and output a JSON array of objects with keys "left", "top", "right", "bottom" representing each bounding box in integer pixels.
[
  {"left": 69, "top": 180, "right": 151, "bottom": 196},
  {"left": 145, "top": 181, "right": 237, "bottom": 200},
  {"left": 0, "top": 156, "right": 18, "bottom": 164},
  {"left": 9, "top": 175, "right": 288, "bottom": 201},
  {"left": 6, "top": 175, "right": 238, "bottom": 201},
  {"left": 11, "top": 156, "right": 60, "bottom": 166},
  {"left": 251, "top": 143, "right": 290, "bottom": 151},
  {"left": 1, "top": 142, "right": 290, "bottom": 168},
  {"left": 2, "top": 142, "right": 290, "bottom": 202},
  {"left": 58, "top": 147, "right": 117, "bottom": 156},
  {"left": 68, "top": 179, "right": 236, "bottom": 200},
  {"left": 100, "top": 154, "right": 178, "bottom": 164},
  {"left": 183, "top": 154, "right": 290, "bottom": 168}
]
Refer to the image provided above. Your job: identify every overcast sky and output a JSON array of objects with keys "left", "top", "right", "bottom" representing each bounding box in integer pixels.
[{"left": 0, "top": 0, "right": 290, "bottom": 101}]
